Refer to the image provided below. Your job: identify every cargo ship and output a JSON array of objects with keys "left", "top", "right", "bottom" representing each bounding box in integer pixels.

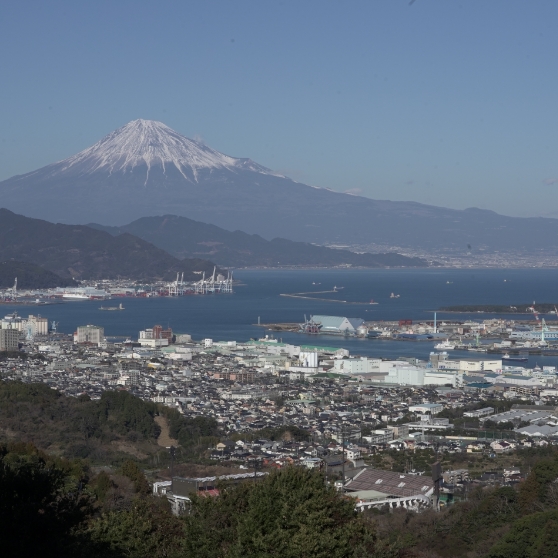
[
  {"left": 99, "top": 303, "right": 125, "bottom": 311},
  {"left": 502, "top": 353, "right": 528, "bottom": 362}
]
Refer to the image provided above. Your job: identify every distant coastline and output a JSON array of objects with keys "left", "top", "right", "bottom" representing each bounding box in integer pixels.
[{"left": 439, "top": 303, "right": 558, "bottom": 314}]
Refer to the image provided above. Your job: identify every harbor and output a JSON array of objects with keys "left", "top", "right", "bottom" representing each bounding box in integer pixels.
[
  {"left": 5, "top": 268, "right": 558, "bottom": 368},
  {"left": 0, "top": 268, "right": 235, "bottom": 303},
  {"left": 257, "top": 308, "right": 558, "bottom": 359}
]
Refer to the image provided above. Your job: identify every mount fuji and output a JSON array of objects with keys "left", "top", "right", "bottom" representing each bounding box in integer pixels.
[
  {"left": 35, "top": 119, "right": 278, "bottom": 183},
  {"left": 2, "top": 119, "right": 558, "bottom": 253}
]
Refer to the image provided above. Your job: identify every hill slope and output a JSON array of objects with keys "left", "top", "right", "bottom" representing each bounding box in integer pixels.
[
  {"left": 0, "top": 261, "right": 77, "bottom": 289},
  {"left": 1, "top": 120, "right": 558, "bottom": 254},
  {"left": 0, "top": 381, "right": 219, "bottom": 462},
  {"left": 89, "top": 215, "right": 430, "bottom": 267},
  {"left": 0, "top": 209, "right": 219, "bottom": 281}
]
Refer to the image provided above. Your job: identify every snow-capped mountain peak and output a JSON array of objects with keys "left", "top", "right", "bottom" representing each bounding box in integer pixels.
[{"left": 52, "top": 119, "right": 276, "bottom": 182}]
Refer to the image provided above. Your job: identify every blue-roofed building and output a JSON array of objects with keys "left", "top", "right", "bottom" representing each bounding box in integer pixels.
[{"left": 310, "top": 315, "right": 364, "bottom": 334}]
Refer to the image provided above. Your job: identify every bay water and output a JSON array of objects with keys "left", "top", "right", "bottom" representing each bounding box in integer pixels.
[{"left": 3, "top": 268, "right": 558, "bottom": 367}]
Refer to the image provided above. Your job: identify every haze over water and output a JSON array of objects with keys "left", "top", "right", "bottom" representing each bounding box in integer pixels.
[{"left": 5, "top": 268, "right": 558, "bottom": 367}]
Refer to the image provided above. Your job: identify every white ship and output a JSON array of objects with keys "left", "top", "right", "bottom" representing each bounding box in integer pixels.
[
  {"left": 434, "top": 340, "right": 455, "bottom": 350},
  {"left": 58, "top": 286, "right": 110, "bottom": 300},
  {"left": 62, "top": 293, "right": 90, "bottom": 300}
]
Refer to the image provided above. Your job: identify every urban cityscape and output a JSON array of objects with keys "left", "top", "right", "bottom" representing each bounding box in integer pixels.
[
  {"left": 3, "top": 2, "right": 558, "bottom": 556},
  {"left": 3, "top": 300, "right": 558, "bottom": 509}
]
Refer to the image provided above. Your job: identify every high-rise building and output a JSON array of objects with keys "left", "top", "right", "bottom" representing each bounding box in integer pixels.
[
  {"left": 75, "top": 325, "right": 104, "bottom": 346},
  {"left": 161, "top": 327, "right": 173, "bottom": 341},
  {"left": 0, "top": 329, "right": 19, "bottom": 351},
  {"left": 139, "top": 328, "right": 154, "bottom": 339}
]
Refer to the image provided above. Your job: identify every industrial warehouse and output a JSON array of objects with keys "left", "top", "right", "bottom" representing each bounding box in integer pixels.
[{"left": 300, "top": 315, "right": 366, "bottom": 335}]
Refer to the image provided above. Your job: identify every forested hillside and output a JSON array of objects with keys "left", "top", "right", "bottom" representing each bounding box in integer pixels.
[
  {"left": 0, "top": 260, "right": 76, "bottom": 288},
  {"left": 3, "top": 382, "right": 558, "bottom": 556},
  {"left": 0, "top": 209, "right": 220, "bottom": 281},
  {"left": 89, "top": 214, "right": 431, "bottom": 268},
  {"left": 4, "top": 442, "right": 558, "bottom": 557},
  {"left": 0, "top": 382, "right": 219, "bottom": 463}
]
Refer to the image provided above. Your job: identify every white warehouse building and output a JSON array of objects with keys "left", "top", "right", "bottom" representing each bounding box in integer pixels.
[
  {"left": 380, "top": 364, "right": 457, "bottom": 387},
  {"left": 333, "top": 357, "right": 382, "bottom": 374},
  {"left": 310, "top": 315, "right": 364, "bottom": 334}
]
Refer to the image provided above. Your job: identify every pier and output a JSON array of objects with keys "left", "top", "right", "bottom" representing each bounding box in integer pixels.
[{"left": 280, "top": 289, "right": 378, "bottom": 305}]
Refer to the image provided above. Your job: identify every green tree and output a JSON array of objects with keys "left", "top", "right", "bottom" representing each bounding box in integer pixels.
[
  {"left": 0, "top": 445, "right": 95, "bottom": 557},
  {"left": 89, "top": 498, "right": 183, "bottom": 558},
  {"left": 162, "top": 407, "right": 220, "bottom": 447},
  {"left": 182, "top": 467, "right": 378, "bottom": 558},
  {"left": 487, "top": 509, "right": 558, "bottom": 558},
  {"left": 91, "top": 470, "right": 114, "bottom": 501},
  {"left": 518, "top": 456, "right": 558, "bottom": 513},
  {"left": 121, "top": 460, "right": 150, "bottom": 496}
]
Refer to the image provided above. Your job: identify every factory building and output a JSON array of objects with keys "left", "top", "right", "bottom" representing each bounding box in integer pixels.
[
  {"left": 382, "top": 366, "right": 424, "bottom": 386},
  {"left": 26, "top": 315, "right": 49, "bottom": 336},
  {"left": 1, "top": 313, "right": 48, "bottom": 335},
  {"left": 1, "top": 313, "right": 24, "bottom": 330},
  {"left": 380, "top": 363, "right": 457, "bottom": 387},
  {"left": 457, "top": 359, "right": 502, "bottom": 372},
  {"left": 340, "top": 358, "right": 457, "bottom": 387},
  {"left": 299, "top": 351, "right": 318, "bottom": 368},
  {"left": 333, "top": 357, "right": 382, "bottom": 374}
]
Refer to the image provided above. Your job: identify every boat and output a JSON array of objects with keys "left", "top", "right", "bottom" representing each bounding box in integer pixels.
[
  {"left": 502, "top": 353, "right": 528, "bottom": 362},
  {"left": 434, "top": 340, "right": 455, "bottom": 350},
  {"left": 390, "top": 293, "right": 400, "bottom": 299},
  {"left": 62, "top": 293, "right": 90, "bottom": 300},
  {"left": 99, "top": 303, "right": 125, "bottom": 311}
]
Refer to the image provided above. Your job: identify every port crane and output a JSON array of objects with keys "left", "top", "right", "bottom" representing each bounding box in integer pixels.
[
  {"left": 531, "top": 310, "right": 552, "bottom": 346},
  {"left": 168, "top": 272, "right": 185, "bottom": 296},
  {"left": 193, "top": 268, "right": 233, "bottom": 294},
  {"left": 193, "top": 271, "right": 206, "bottom": 293},
  {"left": 539, "top": 317, "right": 549, "bottom": 346},
  {"left": 299, "top": 315, "right": 321, "bottom": 334}
]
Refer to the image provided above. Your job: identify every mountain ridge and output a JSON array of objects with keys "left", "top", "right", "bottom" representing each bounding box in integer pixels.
[
  {"left": 1, "top": 119, "right": 558, "bottom": 254},
  {"left": 0, "top": 209, "right": 220, "bottom": 281},
  {"left": 87, "top": 214, "right": 431, "bottom": 268}
]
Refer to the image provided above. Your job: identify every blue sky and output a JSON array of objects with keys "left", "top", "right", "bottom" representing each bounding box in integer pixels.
[{"left": 1, "top": 0, "right": 558, "bottom": 217}]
